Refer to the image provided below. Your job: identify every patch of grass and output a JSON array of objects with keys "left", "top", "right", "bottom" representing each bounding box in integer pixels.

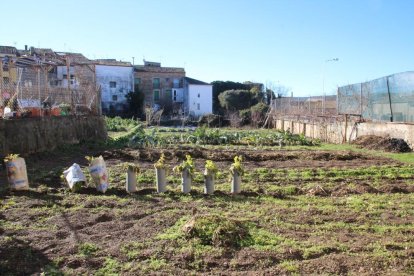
[
  {"left": 183, "top": 214, "right": 250, "bottom": 247},
  {"left": 156, "top": 216, "right": 189, "bottom": 240},
  {"left": 120, "top": 241, "right": 146, "bottom": 260},
  {"left": 1, "top": 199, "right": 17, "bottom": 210},
  {"left": 278, "top": 260, "right": 300, "bottom": 273},
  {"left": 244, "top": 226, "right": 298, "bottom": 251},
  {"left": 40, "top": 263, "right": 63, "bottom": 276},
  {"left": 95, "top": 257, "right": 121, "bottom": 276},
  {"left": 146, "top": 257, "right": 167, "bottom": 271},
  {"left": 77, "top": 242, "right": 100, "bottom": 257},
  {"left": 0, "top": 220, "right": 25, "bottom": 231}
]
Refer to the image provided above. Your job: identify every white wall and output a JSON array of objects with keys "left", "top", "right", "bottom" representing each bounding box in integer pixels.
[
  {"left": 172, "top": 88, "right": 184, "bottom": 102},
  {"left": 95, "top": 65, "right": 133, "bottom": 112},
  {"left": 186, "top": 84, "right": 212, "bottom": 116},
  {"left": 56, "top": 66, "right": 79, "bottom": 88}
]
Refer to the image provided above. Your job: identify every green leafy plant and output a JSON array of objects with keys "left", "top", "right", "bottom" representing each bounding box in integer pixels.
[
  {"left": 4, "top": 154, "right": 19, "bottom": 162},
  {"left": 85, "top": 156, "right": 96, "bottom": 164},
  {"left": 204, "top": 160, "right": 218, "bottom": 176},
  {"left": 105, "top": 116, "right": 139, "bottom": 132},
  {"left": 154, "top": 153, "right": 167, "bottom": 169},
  {"left": 78, "top": 242, "right": 100, "bottom": 257},
  {"left": 59, "top": 103, "right": 71, "bottom": 114},
  {"left": 230, "top": 156, "right": 244, "bottom": 176},
  {"left": 173, "top": 155, "right": 194, "bottom": 176},
  {"left": 123, "top": 163, "right": 140, "bottom": 173}
]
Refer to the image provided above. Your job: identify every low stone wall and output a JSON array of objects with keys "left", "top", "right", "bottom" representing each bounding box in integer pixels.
[
  {"left": 0, "top": 116, "right": 107, "bottom": 155},
  {"left": 271, "top": 117, "right": 414, "bottom": 148},
  {"left": 357, "top": 122, "right": 414, "bottom": 148}
]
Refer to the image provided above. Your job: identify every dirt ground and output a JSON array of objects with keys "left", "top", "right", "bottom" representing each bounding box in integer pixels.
[{"left": 0, "top": 146, "right": 413, "bottom": 275}]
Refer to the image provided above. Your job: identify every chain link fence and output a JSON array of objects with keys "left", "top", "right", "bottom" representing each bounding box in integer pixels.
[
  {"left": 271, "top": 95, "right": 337, "bottom": 116},
  {"left": 0, "top": 61, "right": 100, "bottom": 118},
  {"left": 338, "top": 71, "right": 414, "bottom": 123}
]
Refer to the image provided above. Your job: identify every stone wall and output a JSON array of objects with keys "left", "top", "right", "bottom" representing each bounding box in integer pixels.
[
  {"left": 0, "top": 116, "right": 107, "bottom": 155},
  {"left": 271, "top": 116, "right": 414, "bottom": 148},
  {"left": 134, "top": 67, "right": 185, "bottom": 106}
]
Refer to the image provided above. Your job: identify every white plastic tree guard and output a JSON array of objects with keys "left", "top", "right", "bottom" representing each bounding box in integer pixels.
[
  {"left": 156, "top": 168, "right": 167, "bottom": 193},
  {"left": 231, "top": 171, "right": 241, "bottom": 194},
  {"left": 126, "top": 168, "right": 137, "bottom": 193},
  {"left": 204, "top": 175, "right": 215, "bottom": 194},
  {"left": 181, "top": 168, "right": 192, "bottom": 194}
]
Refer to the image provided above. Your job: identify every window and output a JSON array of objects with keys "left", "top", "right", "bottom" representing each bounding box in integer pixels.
[
  {"left": 173, "top": 89, "right": 177, "bottom": 101},
  {"left": 173, "top": 78, "right": 180, "bottom": 88},
  {"left": 165, "top": 78, "right": 169, "bottom": 82},
  {"left": 3, "top": 77, "right": 9, "bottom": 85},
  {"left": 197, "top": 103, "right": 200, "bottom": 110},
  {"left": 134, "top": 78, "right": 140, "bottom": 85},
  {"left": 165, "top": 89, "right": 172, "bottom": 100},
  {"left": 112, "top": 95, "right": 118, "bottom": 101},
  {"left": 153, "top": 78, "right": 160, "bottom": 89},
  {"left": 62, "top": 74, "right": 67, "bottom": 79},
  {"left": 110, "top": 81, "right": 117, "bottom": 88},
  {"left": 153, "top": 90, "right": 160, "bottom": 101},
  {"left": 198, "top": 93, "right": 200, "bottom": 98}
]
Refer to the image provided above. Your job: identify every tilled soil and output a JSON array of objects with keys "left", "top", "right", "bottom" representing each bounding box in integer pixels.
[{"left": 0, "top": 146, "right": 413, "bottom": 275}]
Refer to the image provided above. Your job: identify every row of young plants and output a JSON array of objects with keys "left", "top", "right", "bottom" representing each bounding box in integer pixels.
[
  {"left": 136, "top": 154, "right": 244, "bottom": 194},
  {"left": 109, "top": 124, "right": 320, "bottom": 149},
  {"left": 4, "top": 153, "right": 245, "bottom": 195}
]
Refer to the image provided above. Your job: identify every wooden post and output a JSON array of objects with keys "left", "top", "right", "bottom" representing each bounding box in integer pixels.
[
  {"left": 343, "top": 114, "right": 348, "bottom": 143},
  {"left": 66, "top": 57, "right": 73, "bottom": 113},
  {"left": 44, "top": 66, "right": 49, "bottom": 105},
  {"left": 37, "top": 67, "right": 41, "bottom": 115},
  {"left": 0, "top": 59, "right": 3, "bottom": 104}
]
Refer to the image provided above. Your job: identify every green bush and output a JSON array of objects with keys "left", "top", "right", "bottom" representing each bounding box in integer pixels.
[
  {"left": 239, "top": 109, "right": 251, "bottom": 125},
  {"left": 218, "top": 89, "right": 259, "bottom": 111},
  {"left": 105, "top": 116, "right": 139, "bottom": 132},
  {"left": 183, "top": 214, "right": 250, "bottom": 248},
  {"left": 251, "top": 102, "right": 269, "bottom": 114}
]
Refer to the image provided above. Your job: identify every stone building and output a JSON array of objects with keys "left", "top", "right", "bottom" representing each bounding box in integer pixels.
[
  {"left": 94, "top": 59, "right": 134, "bottom": 114},
  {"left": 134, "top": 61, "right": 186, "bottom": 110}
]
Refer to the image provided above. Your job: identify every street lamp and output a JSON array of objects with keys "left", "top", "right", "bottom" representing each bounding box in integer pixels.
[{"left": 322, "top": 58, "right": 339, "bottom": 115}]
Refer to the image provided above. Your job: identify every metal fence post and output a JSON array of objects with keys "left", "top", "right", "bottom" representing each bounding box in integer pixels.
[{"left": 386, "top": 77, "right": 393, "bottom": 122}]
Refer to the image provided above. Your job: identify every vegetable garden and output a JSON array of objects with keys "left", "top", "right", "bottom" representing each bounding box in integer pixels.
[{"left": 0, "top": 117, "right": 413, "bottom": 275}]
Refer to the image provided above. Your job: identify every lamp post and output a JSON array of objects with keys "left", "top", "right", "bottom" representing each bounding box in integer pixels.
[{"left": 322, "top": 58, "right": 339, "bottom": 115}]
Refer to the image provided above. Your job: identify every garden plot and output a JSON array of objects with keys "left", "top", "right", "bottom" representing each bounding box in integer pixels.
[{"left": 0, "top": 140, "right": 413, "bottom": 275}]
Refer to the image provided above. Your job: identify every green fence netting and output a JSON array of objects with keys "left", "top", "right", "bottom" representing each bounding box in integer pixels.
[{"left": 338, "top": 71, "right": 414, "bottom": 122}]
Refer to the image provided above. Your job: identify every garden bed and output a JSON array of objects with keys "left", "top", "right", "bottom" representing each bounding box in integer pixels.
[{"left": 0, "top": 136, "right": 413, "bottom": 274}]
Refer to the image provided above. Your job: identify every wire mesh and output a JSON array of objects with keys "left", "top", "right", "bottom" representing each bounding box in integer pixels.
[
  {"left": 0, "top": 61, "right": 100, "bottom": 118},
  {"left": 338, "top": 71, "right": 414, "bottom": 122},
  {"left": 271, "top": 95, "right": 337, "bottom": 116}
]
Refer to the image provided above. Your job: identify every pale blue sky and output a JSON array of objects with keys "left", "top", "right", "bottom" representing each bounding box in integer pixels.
[{"left": 1, "top": 0, "right": 413, "bottom": 96}]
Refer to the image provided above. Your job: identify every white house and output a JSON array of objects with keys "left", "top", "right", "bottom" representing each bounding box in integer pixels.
[
  {"left": 95, "top": 59, "right": 134, "bottom": 114},
  {"left": 182, "top": 77, "right": 212, "bottom": 117}
]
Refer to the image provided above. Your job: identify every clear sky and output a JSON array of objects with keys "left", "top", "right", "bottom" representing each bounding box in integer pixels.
[{"left": 1, "top": 0, "right": 413, "bottom": 96}]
